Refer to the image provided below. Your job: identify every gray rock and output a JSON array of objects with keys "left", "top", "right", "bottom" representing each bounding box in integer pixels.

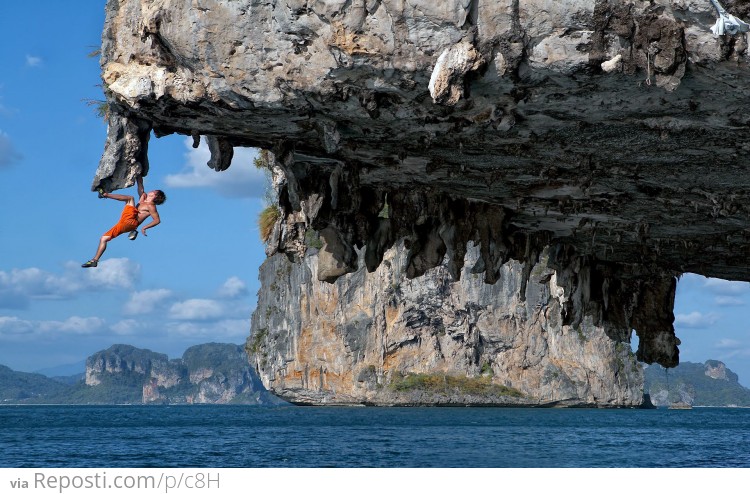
[
  {"left": 249, "top": 242, "right": 644, "bottom": 406},
  {"left": 318, "top": 226, "right": 358, "bottom": 282},
  {"left": 86, "top": 343, "right": 275, "bottom": 404}
]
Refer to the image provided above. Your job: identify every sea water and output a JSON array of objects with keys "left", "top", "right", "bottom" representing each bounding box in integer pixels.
[{"left": 1, "top": 405, "right": 748, "bottom": 468}]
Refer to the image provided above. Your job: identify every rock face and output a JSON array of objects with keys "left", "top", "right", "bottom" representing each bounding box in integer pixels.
[
  {"left": 97, "top": 0, "right": 750, "bottom": 370},
  {"left": 703, "top": 359, "right": 730, "bottom": 380},
  {"left": 85, "top": 343, "right": 273, "bottom": 404},
  {"left": 85, "top": 345, "right": 166, "bottom": 386},
  {"left": 644, "top": 359, "right": 750, "bottom": 406},
  {"left": 249, "top": 240, "right": 644, "bottom": 406}
]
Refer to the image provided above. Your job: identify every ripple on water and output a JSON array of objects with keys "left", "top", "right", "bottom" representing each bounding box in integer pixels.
[{"left": 0, "top": 406, "right": 748, "bottom": 467}]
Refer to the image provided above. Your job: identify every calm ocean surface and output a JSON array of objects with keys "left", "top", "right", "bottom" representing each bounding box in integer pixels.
[{"left": 1, "top": 405, "right": 748, "bottom": 468}]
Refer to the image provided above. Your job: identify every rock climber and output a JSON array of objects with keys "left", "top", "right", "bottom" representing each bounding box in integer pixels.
[{"left": 81, "top": 175, "right": 166, "bottom": 268}]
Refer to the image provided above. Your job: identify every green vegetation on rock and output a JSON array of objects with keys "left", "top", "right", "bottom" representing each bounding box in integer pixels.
[
  {"left": 389, "top": 372, "right": 523, "bottom": 398},
  {"left": 0, "top": 365, "right": 70, "bottom": 402},
  {"left": 58, "top": 375, "right": 144, "bottom": 405},
  {"left": 258, "top": 205, "right": 280, "bottom": 243},
  {"left": 248, "top": 328, "right": 268, "bottom": 355},
  {"left": 304, "top": 229, "right": 324, "bottom": 249},
  {"left": 182, "top": 343, "right": 246, "bottom": 376}
]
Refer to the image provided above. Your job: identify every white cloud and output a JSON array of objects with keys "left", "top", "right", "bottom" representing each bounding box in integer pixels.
[
  {"left": 714, "top": 296, "right": 745, "bottom": 307},
  {"left": 167, "top": 318, "right": 249, "bottom": 339},
  {"left": 0, "top": 316, "right": 106, "bottom": 339},
  {"left": 0, "top": 259, "right": 141, "bottom": 309},
  {"left": 675, "top": 311, "right": 720, "bottom": 328},
  {"left": 25, "top": 55, "right": 42, "bottom": 67},
  {"left": 0, "top": 316, "right": 35, "bottom": 336},
  {"left": 82, "top": 258, "right": 141, "bottom": 290},
  {"left": 706, "top": 339, "right": 750, "bottom": 364},
  {"left": 38, "top": 316, "right": 105, "bottom": 335},
  {"left": 111, "top": 319, "right": 146, "bottom": 336},
  {"left": 124, "top": 288, "right": 173, "bottom": 315},
  {"left": 0, "top": 130, "right": 22, "bottom": 166},
  {"left": 703, "top": 278, "right": 750, "bottom": 295},
  {"left": 218, "top": 276, "right": 248, "bottom": 299},
  {"left": 715, "top": 339, "right": 742, "bottom": 350},
  {"left": 168, "top": 298, "right": 224, "bottom": 320},
  {"left": 0, "top": 267, "right": 79, "bottom": 307},
  {"left": 163, "top": 138, "right": 267, "bottom": 197}
]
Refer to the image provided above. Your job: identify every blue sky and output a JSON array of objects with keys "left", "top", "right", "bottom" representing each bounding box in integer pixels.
[
  {"left": 1, "top": 2, "right": 749, "bottom": 387},
  {"left": 0, "top": 2, "right": 268, "bottom": 374}
]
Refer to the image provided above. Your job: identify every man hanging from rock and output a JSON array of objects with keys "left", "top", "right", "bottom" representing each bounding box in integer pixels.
[{"left": 81, "top": 176, "right": 166, "bottom": 268}]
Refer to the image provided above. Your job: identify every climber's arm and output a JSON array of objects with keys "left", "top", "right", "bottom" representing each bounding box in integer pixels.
[
  {"left": 137, "top": 175, "right": 146, "bottom": 202},
  {"left": 140, "top": 206, "right": 161, "bottom": 237}
]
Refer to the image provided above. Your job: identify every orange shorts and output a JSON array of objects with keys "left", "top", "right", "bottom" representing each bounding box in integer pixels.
[{"left": 104, "top": 205, "right": 139, "bottom": 238}]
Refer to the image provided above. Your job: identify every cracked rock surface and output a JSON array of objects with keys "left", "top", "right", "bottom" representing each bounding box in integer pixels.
[
  {"left": 98, "top": 0, "right": 750, "bottom": 370},
  {"left": 249, "top": 241, "right": 644, "bottom": 406}
]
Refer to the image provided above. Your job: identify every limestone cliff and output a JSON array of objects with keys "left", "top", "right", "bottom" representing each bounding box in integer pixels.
[
  {"left": 249, "top": 240, "right": 643, "bottom": 406},
  {"left": 644, "top": 360, "right": 750, "bottom": 406},
  {"left": 96, "top": 0, "right": 750, "bottom": 369},
  {"left": 85, "top": 343, "right": 274, "bottom": 404}
]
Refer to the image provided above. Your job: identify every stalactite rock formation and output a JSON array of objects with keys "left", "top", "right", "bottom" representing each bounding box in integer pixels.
[{"left": 96, "top": 0, "right": 750, "bottom": 369}]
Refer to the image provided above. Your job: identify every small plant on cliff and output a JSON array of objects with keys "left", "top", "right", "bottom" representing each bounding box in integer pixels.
[
  {"left": 83, "top": 71, "right": 112, "bottom": 122},
  {"left": 255, "top": 149, "right": 282, "bottom": 243},
  {"left": 574, "top": 324, "right": 587, "bottom": 343},
  {"left": 258, "top": 205, "right": 280, "bottom": 243},
  {"left": 305, "top": 229, "right": 324, "bottom": 249},
  {"left": 480, "top": 362, "right": 494, "bottom": 377},
  {"left": 85, "top": 99, "right": 110, "bottom": 120},
  {"left": 254, "top": 149, "right": 277, "bottom": 207},
  {"left": 253, "top": 148, "right": 272, "bottom": 169},
  {"left": 378, "top": 195, "right": 390, "bottom": 219},
  {"left": 248, "top": 327, "right": 268, "bottom": 355}
]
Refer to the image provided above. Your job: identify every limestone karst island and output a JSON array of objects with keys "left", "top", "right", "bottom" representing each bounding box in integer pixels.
[{"left": 92, "top": 1, "right": 750, "bottom": 407}]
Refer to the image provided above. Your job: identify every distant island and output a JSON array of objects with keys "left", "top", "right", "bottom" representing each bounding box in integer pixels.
[
  {"left": 4, "top": 349, "right": 749, "bottom": 408},
  {"left": 644, "top": 360, "right": 750, "bottom": 407},
  {"left": 1, "top": 343, "right": 283, "bottom": 405}
]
